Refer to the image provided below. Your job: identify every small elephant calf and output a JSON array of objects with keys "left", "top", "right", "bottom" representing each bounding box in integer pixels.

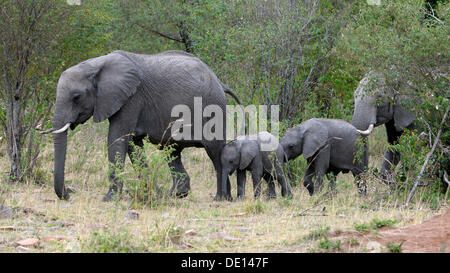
[
  {"left": 281, "top": 118, "right": 370, "bottom": 196},
  {"left": 221, "top": 131, "right": 293, "bottom": 200}
]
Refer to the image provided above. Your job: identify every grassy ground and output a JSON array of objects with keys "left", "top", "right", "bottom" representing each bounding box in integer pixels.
[{"left": 0, "top": 120, "right": 447, "bottom": 252}]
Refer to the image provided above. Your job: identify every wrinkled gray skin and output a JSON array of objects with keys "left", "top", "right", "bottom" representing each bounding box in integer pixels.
[
  {"left": 351, "top": 71, "right": 416, "bottom": 184},
  {"left": 52, "top": 50, "right": 240, "bottom": 201},
  {"left": 221, "top": 132, "right": 293, "bottom": 200},
  {"left": 281, "top": 118, "right": 368, "bottom": 196}
]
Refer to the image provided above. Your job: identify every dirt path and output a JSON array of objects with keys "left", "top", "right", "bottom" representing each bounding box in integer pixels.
[{"left": 332, "top": 209, "right": 450, "bottom": 253}]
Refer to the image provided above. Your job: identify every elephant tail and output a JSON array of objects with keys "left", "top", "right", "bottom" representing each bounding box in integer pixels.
[
  {"left": 222, "top": 83, "right": 245, "bottom": 136},
  {"left": 221, "top": 82, "right": 242, "bottom": 106}
]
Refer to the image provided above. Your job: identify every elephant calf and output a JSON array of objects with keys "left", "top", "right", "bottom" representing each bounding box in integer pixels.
[
  {"left": 221, "top": 131, "right": 293, "bottom": 200},
  {"left": 281, "top": 118, "right": 370, "bottom": 196}
]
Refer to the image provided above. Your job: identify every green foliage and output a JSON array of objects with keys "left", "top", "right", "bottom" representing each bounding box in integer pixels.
[
  {"left": 317, "top": 237, "right": 341, "bottom": 252},
  {"left": 246, "top": 198, "right": 265, "bottom": 214},
  {"left": 386, "top": 242, "right": 403, "bottom": 253},
  {"left": 303, "top": 226, "right": 330, "bottom": 241},
  {"left": 354, "top": 218, "right": 397, "bottom": 234},
  {"left": 119, "top": 140, "right": 175, "bottom": 209},
  {"left": 287, "top": 156, "right": 308, "bottom": 187},
  {"left": 387, "top": 130, "right": 449, "bottom": 205}
]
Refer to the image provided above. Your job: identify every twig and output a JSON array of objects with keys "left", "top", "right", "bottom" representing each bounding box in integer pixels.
[
  {"left": 406, "top": 104, "right": 449, "bottom": 207},
  {"left": 296, "top": 195, "right": 331, "bottom": 216},
  {"left": 188, "top": 218, "right": 232, "bottom": 222}
]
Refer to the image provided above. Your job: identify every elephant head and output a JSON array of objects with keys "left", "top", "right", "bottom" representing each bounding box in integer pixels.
[
  {"left": 220, "top": 139, "right": 259, "bottom": 194},
  {"left": 281, "top": 119, "right": 328, "bottom": 161},
  {"left": 351, "top": 71, "right": 415, "bottom": 133},
  {"left": 49, "top": 51, "right": 142, "bottom": 200}
]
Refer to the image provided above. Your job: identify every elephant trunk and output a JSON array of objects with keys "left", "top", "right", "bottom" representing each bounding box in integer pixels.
[
  {"left": 352, "top": 97, "right": 377, "bottom": 132},
  {"left": 52, "top": 106, "right": 71, "bottom": 200}
]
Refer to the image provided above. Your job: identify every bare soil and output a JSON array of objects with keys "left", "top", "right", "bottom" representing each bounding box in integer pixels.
[{"left": 330, "top": 209, "right": 450, "bottom": 253}]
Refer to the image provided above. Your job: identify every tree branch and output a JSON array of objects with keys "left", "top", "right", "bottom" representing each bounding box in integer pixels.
[
  {"left": 133, "top": 21, "right": 183, "bottom": 43},
  {"left": 406, "top": 104, "right": 450, "bottom": 207}
]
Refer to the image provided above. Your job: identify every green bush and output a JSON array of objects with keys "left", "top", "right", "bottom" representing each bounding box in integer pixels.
[{"left": 118, "top": 140, "right": 175, "bottom": 209}]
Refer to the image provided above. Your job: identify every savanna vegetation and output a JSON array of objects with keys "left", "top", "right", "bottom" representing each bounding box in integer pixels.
[{"left": 0, "top": 0, "right": 448, "bottom": 253}]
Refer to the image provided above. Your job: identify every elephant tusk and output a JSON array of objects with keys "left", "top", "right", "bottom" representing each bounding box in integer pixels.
[
  {"left": 37, "top": 128, "right": 56, "bottom": 134},
  {"left": 52, "top": 123, "right": 71, "bottom": 134},
  {"left": 357, "top": 124, "right": 374, "bottom": 135}
]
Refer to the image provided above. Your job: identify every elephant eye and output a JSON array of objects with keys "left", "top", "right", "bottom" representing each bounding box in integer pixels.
[
  {"left": 229, "top": 160, "right": 233, "bottom": 164},
  {"left": 72, "top": 93, "right": 81, "bottom": 103},
  {"left": 289, "top": 144, "right": 295, "bottom": 149}
]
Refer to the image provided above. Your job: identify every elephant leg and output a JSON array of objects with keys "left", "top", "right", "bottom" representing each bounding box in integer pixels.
[
  {"left": 303, "top": 164, "right": 315, "bottom": 196},
  {"left": 274, "top": 162, "right": 293, "bottom": 198},
  {"left": 205, "top": 142, "right": 232, "bottom": 201},
  {"left": 103, "top": 128, "right": 132, "bottom": 202},
  {"left": 263, "top": 172, "right": 277, "bottom": 200},
  {"left": 381, "top": 120, "right": 402, "bottom": 184},
  {"left": 168, "top": 147, "right": 190, "bottom": 198},
  {"left": 236, "top": 169, "right": 246, "bottom": 200},
  {"left": 312, "top": 147, "right": 330, "bottom": 195},
  {"left": 251, "top": 167, "right": 263, "bottom": 199}
]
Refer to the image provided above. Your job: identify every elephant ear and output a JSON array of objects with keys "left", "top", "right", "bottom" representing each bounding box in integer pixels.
[
  {"left": 393, "top": 103, "right": 415, "bottom": 132},
  {"left": 86, "top": 52, "right": 142, "bottom": 123},
  {"left": 239, "top": 141, "right": 259, "bottom": 170},
  {"left": 302, "top": 120, "right": 328, "bottom": 159}
]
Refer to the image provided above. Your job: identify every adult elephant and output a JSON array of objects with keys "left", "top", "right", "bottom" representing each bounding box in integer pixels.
[
  {"left": 351, "top": 71, "right": 416, "bottom": 184},
  {"left": 44, "top": 50, "right": 241, "bottom": 201}
]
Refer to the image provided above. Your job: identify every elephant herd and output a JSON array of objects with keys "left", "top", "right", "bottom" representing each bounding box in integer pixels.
[{"left": 41, "top": 50, "right": 416, "bottom": 202}]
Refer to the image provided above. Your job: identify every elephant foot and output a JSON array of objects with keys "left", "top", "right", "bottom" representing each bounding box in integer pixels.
[
  {"left": 102, "top": 188, "right": 122, "bottom": 202},
  {"left": 304, "top": 183, "right": 314, "bottom": 196},
  {"left": 102, "top": 193, "right": 113, "bottom": 202},
  {"left": 236, "top": 195, "right": 245, "bottom": 201},
  {"left": 58, "top": 191, "right": 70, "bottom": 201},
  {"left": 213, "top": 194, "right": 233, "bottom": 202},
  {"left": 282, "top": 191, "right": 293, "bottom": 199},
  {"left": 175, "top": 191, "right": 189, "bottom": 198},
  {"left": 266, "top": 194, "right": 277, "bottom": 201}
]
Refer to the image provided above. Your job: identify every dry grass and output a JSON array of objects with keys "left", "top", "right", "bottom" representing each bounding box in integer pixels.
[{"left": 0, "top": 121, "right": 447, "bottom": 252}]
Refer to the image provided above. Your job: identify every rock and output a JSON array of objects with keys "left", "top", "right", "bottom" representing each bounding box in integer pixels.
[
  {"left": 161, "top": 212, "right": 173, "bottom": 218},
  {"left": 42, "top": 235, "right": 74, "bottom": 242},
  {"left": 60, "top": 203, "right": 71, "bottom": 208},
  {"left": 230, "top": 212, "right": 247, "bottom": 217},
  {"left": 366, "top": 241, "right": 382, "bottom": 253},
  {"left": 125, "top": 210, "right": 139, "bottom": 220},
  {"left": 16, "top": 238, "right": 40, "bottom": 247},
  {"left": 59, "top": 222, "right": 75, "bottom": 227},
  {"left": 0, "top": 226, "right": 16, "bottom": 231},
  {"left": 239, "top": 228, "right": 250, "bottom": 233},
  {"left": 208, "top": 232, "right": 240, "bottom": 241},
  {"left": 16, "top": 246, "right": 31, "bottom": 252},
  {"left": 0, "top": 204, "right": 13, "bottom": 219},
  {"left": 66, "top": 186, "right": 77, "bottom": 193},
  {"left": 185, "top": 229, "right": 198, "bottom": 236},
  {"left": 65, "top": 241, "right": 81, "bottom": 253}
]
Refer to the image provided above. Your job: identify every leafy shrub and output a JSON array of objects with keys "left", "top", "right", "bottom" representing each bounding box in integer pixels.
[{"left": 118, "top": 140, "right": 175, "bottom": 209}]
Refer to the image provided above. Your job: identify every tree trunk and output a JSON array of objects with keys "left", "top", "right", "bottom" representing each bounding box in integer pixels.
[{"left": 5, "top": 95, "right": 22, "bottom": 182}]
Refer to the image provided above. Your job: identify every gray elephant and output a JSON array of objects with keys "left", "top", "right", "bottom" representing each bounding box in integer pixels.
[
  {"left": 351, "top": 71, "right": 416, "bottom": 183},
  {"left": 43, "top": 50, "right": 241, "bottom": 201},
  {"left": 221, "top": 131, "right": 293, "bottom": 200},
  {"left": 281, "top": 118, "right": 371, "bottom": 196}
]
